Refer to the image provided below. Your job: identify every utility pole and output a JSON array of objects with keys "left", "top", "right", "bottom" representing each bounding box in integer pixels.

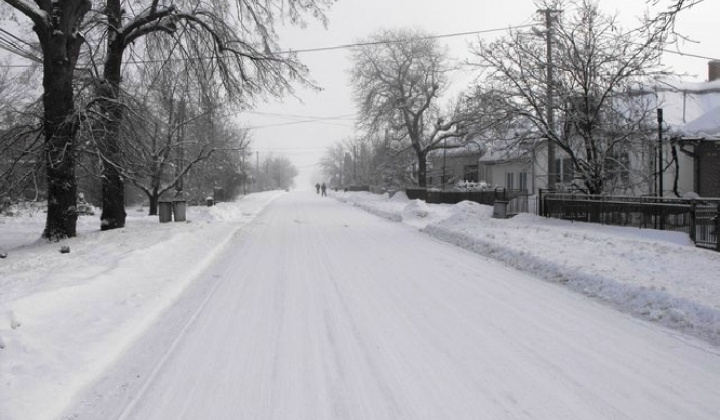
[
  {"left": 175, "top": 96, "right": 186, "bottom": 196},
  {"left": 442, "top": 139, "right": 447, "bottom": 190},
  {"left": 657, "top": 108, "right": 665, "bottom": 230},
  {"left": 242, "top": 150, "right": 246, "bottom": 195},
  {"left": 539, "top": 8, "right": 561, "bottom": 190},
  {"left": 353, "top": 145, "right": 358, "bottom": 184},
  {"left": 657, "top": 108, "right": 664, "bottom": 198}
]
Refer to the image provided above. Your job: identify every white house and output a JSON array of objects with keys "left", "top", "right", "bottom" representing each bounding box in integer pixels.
[{"left": 477, "top": 61, "right": 720, "bottom": 198}]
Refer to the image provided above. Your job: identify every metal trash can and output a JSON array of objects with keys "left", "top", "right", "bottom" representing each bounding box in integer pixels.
[
  {"left": 173, "top": 200, "right": 187, "bottom": 222},
  {"left": 158, "top": 201, "right": 173, "bottom": 223},
  {"left": 206, "top": 196, "right": 214, "bottom": 207},
  {"left": 492, "top": 200, "right": 508, "bottom": 219}
]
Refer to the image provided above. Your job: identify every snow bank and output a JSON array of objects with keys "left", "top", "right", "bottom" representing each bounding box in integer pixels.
[
  {"left": 0, "top": 191, "right": 283, "bottom": 420},
  {"left": 389, "top": 190, "right": 409, "bottom": 202},
  {"left": 334, "top": 192, "right": 720, "bottom": 347}
]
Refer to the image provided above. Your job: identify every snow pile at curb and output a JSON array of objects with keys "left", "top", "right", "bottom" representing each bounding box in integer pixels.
[
  {"left": 336, "top": 193, "right": 720, "bottom": 346},
  {"left": 337, "top": 191, "right": 403, "bottom": 222},
  {"left": 0, "top": 191, "right": 283, "bottom": 420}
]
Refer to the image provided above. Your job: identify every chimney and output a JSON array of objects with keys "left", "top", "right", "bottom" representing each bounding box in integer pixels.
[{"left": 709, "top": 60, "right": 720, "bottom": 82}]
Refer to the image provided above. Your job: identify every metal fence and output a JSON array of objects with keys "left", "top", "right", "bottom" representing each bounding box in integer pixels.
[{"left": 538, "top": 190, "right": 720, "bottom": 251}]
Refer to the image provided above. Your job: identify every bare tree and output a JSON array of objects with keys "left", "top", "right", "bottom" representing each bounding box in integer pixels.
[
  {"left": 0, "top": 62, "right": 45, "bottom": 203},
  {"left": 88, "top": 0, "right": 333, "bottom": 230},
  {"left": 319, "top": 143, "right": 346, "bottom": 187},
  {"left": 469, "top": 0, "right": 666, "bottom": 194},
  {"left": 319, "top": 136, "right": 373, "bottom": 188},
  {"left": 1, "top": 0, "right": 92, "bottom": 239},
  {"left": 0, "top": 0, "right": 333, "bottom": 239},
  {"left": 647, "top": 0, "right": 705, "bottom": 34},
  {"left": 253, "top": 154, "right": 297, "bottom": 191},
  {"left": 320, "top": 135, "right": 415, "bottom": 191},
  {"left": 267, "top": 156, "right": 298, "bottom": 190},
  {"left": 350, "top": 28, "right": 469, "bottom": 188},
  {"left": 118, "top": 56, "right": 250, "bottom": 215}
]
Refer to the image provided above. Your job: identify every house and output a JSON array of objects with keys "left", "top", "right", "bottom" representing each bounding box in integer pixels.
[
  {"left": 632, "top": 61, "right": 720, "bottom": 198},
  {"left": 676, "top": 104, "right": 720, "bottom": 197},
  {"left": 426, "top": 143, "right": 484, "bottom": 189},
  {"left": 478, "top": 61, "right": 720, "bottom": 198}
]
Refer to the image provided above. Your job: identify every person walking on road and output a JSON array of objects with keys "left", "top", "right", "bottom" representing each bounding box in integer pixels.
[
  {"left": 315, "top": 183, "right": 320, "bottom": 194},
  {"left": 321, "top": 183, "right": 327, "bottom": 197}
]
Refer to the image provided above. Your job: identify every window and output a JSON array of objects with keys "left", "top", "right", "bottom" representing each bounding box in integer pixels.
[
  {"left": 506, "top": 172, "right": 515, "bottom": 190},
  {"left": 464, "top": 165, "right": 478, "bottom": 182},
  {"left": 478, "top": 164, "right": 487, "bottom": 182},
  {"left": 519, "top": 172, "right": 528, "bottom": 192},
  {"left": 555, "top": 158, "right": 573, "bottom": 184}
]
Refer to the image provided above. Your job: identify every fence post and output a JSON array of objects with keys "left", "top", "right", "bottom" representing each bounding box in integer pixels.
[
  {"left": 716, "top": 205, "right": 720, "bottom": 252},
  {"left": 538, "top": 188, "right": 544, "bottom": 216},
  {"left": 660, "top": 197, "right": 666, "bottom": 231},
  {"left": 689, "top": 200, "right": 696, "bottom": 243}
]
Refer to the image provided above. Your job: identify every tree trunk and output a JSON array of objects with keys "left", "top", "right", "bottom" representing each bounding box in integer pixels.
[
  {"left": 98, "top": 2, "right": 127, "bottom": 230},
  {"left": 38, "top": 8, "right": 90, "bottom": 240},
  {"left": 98, "top": 93, "right": 126, "bottom": 230},
  {"left": 416, "top": 150, "right": 428, "bottom": 188},
  {"left": 148, "top": 191, "right": 160, "bottom": 216}
]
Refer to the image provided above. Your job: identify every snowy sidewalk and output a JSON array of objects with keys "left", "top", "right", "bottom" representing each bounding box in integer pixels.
[
  {"left": 0, "top": 191, "right": 283, "bottom": 420},
  {"left": 335, "top": 191, "right": 720, "bottom": 347}
]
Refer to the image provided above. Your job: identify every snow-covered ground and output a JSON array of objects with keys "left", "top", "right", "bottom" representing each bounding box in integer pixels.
[
  {"left": 0, "top": 192, "right": 284, "bottom": 420},
  {"left": 337, "top": 191, "right": 720, "bottom": 346},
  {"left": 1, "top": 189, "right": 719, "bottom": 419}
]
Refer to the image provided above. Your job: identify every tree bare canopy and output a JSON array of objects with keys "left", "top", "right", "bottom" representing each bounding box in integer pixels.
[
  {"left": 646, "top": 0, "right": 705, "bottom": 34},
  {"left": 114, "top": 45, "right": 252, "bottom": 216},
  {"left": 468, "top": 0, "right": 666, "bottom": 194},
  {"left": 0, "top": 62, "right": 43, "bottom": 204},
  {"left": 350, "top": 28, "right": 469, "bottom": 188},
  {"left": 0, "top": 0, "right": 335, "bottom": 239},
  {"left": 87, "top": 0, "right": 334, "bottom": 231},
  {"left": 320, "top": 135, "right": 415, "bottom": 191}
]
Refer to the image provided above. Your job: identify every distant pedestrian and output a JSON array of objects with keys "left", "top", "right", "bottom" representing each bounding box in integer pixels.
[
  {"left": 321, "top": 183, "right": 327, "bottom": 196},
  {"left": 315, "top": 183, "right": 320, "bottom": 194}
]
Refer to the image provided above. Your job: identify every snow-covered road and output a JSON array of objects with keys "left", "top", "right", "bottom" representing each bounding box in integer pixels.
[{"left": 65, "top": 192, "right": 720, "bottom": 419}]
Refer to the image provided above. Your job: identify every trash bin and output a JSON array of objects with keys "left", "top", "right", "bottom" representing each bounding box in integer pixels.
[
  {"left": 173, "top": 200, "right": 187, "bottom": 222},
  {"left": 206, "top": 196, "right": 214, "bottom": 207},
  {"left": 492, "top": 200, "right": 508, "bottom": 219},
  {"left": 158, "top": 201, "right": 173, "bottom": 223}
]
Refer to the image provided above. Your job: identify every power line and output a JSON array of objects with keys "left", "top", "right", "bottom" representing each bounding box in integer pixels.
[
  {"left": 1, "top": 21, "right": 717, "bottom": 72},
  {"left": 276, "top": 25, "right": 536, "bottom": 55},
  {"left": 244, "top": 110, "right": 355, "bottom": 120},
  {"left": 662, "top": 48, "right": 719, "bottom": 61},
  {"left": 247, "top": 116, "right": 354, "bottom": 129},
  {"left": 0, "top": 23, "right": 537, "bottom": 68}
]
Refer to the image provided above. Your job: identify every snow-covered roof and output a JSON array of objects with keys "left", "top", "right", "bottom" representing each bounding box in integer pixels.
[
  {"left": 679, "top": 105, "right": 720, "bottom": 139},
  {"left": 632, "top": 78, "right": 720, "bottom": 130},
  {"left": 478, "top": 146, "right": 533, "bottom": 164}
]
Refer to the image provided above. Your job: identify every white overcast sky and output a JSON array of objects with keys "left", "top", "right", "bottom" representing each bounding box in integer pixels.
[{"left": 243, "top": 0, "right": 720, "bottom": 189}]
